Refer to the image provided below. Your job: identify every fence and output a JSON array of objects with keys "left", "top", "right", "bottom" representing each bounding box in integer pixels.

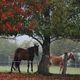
[
  {"left": 0, "top": 55, "right": 80, "bottom": 74},
  {"left": 0, "top": 61, "right": 80, "bottom": 74}
]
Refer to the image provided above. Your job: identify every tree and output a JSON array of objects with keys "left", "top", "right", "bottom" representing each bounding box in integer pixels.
[
  {"left": 0, "top": 0, "right": 80, "bottom": 74},
  {"left": 0, "top": 0, "right": 51, "bottom": 74}
]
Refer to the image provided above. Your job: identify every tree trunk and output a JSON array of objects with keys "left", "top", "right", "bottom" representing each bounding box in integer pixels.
[
  {"left": 37, "top": 6, "right": 51, "bottom": 74},
  {"left": 62, "top": 52, "right": 68, "bottom": 74},
  {"left": 38, "top": 37, "right": 50, "bottom": 74}
]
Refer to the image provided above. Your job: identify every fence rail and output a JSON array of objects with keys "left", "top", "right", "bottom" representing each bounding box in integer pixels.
[
  {"left": 0, "top": 55, "right": 80, "bottom": 74},
  {"left": 0, "top": 60, "right": 80, "bottom": 66}
]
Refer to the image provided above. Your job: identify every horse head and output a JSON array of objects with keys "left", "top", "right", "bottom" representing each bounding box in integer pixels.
[{"left": 68, "top": 52, "right": 75, "bottom": 61}]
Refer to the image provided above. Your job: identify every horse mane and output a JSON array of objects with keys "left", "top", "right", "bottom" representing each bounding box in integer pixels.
[
  {"left": 60, "top": 52, "right": 74, "bottom": 60},
  {"left": 67, "top": 52, "right": 73, "bottom": 56}
]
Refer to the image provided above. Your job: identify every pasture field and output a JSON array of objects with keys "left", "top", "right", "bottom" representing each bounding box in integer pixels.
[
  {"left": 0, "top": 65, "right": 80, "bottom": 80},
  {"left": 0, "top": 65, "right": 80, "bottom": 74}
]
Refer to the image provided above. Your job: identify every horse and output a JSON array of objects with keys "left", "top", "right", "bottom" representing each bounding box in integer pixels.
[
  {"left": 10, "top": 44, "right": 39, "bottom": 73},
  {"left": 49, "top": 52, "right": 75, "bottom": 72}
]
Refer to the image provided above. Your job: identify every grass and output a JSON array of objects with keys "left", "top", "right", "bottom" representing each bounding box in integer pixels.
[
  {"left": 50, "top": 66, "right": 80, "bottom": 74},
  {"left": 0, "top": 65, "right": 80, "bottom": 75}
]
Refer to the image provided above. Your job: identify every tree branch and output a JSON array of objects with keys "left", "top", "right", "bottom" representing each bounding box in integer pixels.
[
  {"left": 0, "top": 36, "right": 16, "bottom": 40},
  {"left": 50, "top": 37, "right": 63, "bottom": 43},
  {"left": 30, "top": 35, "right": 43, "bottom": 46}
]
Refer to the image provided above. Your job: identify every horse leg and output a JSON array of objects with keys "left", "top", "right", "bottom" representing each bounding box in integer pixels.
[
  {"left": 59, "top": 66, "right": 62, "bottom": 72},
  {"left": 10, "top": 60, "right": 16, "bottom": 73},
  {"left": 31, "top": 61, "right": 33, "bottom": 72},
  {"left": 16, "top": 61, "right": 21, "bottom": 73},
  {"left": 17, "top": 64, "right": 21, "bottom": 73},
  {"left": 27, "top": 61, "right": 29, "bottom": 73},
  {"left": 59, "top": 61, "right": 64, "bottom": 73},
  {"left": 10, "top": 61, "right": 14, "bottom": 73}
]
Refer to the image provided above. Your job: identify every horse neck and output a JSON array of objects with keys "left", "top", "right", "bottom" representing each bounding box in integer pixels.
[
  {"left": 67, "top": 52, "right": 72, "bottom": 60},
  {"left": 60, "top": 53, "right": 72, "bottom": 61},
  {"left": 67, "top": 55, "right": 71, "bottom": 60},
  {"left": 28, "top": 47, "right": 35, "bottom": 55}
]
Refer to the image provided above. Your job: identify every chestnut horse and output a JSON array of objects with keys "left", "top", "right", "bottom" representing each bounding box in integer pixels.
[
  {"left": 49, "top": 52, "right": 75, "bottom": 71},
  {"left": 10, "top": 45, "right": 39, "bottom": 73}
]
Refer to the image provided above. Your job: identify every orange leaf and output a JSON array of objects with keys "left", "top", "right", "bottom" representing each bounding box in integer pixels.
[
  {"left": 13, "top": 25, "right": 18, "bottom": 32},
  {"left": 1, "top": 13, "right": 7, "bottom": 20},
  {"left": 6, "top": 22, "right": 12, "bottom": 32}
]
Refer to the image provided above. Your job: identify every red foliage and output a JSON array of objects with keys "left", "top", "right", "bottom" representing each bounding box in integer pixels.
[
  {"left": 2, "top": 0, "right": 6, "bottom": 2},
  {"left": 27, "top": 19, "right": 37, "bottom": 32},
  {"left": 13, "top": 25, "right": 18, "bottom": 32},
  {"left": 0, "top": 0, "right": 48, "bottom": 33},
  {"left": 42, "top": 0, "right": 49, "bottom": 5},
  {"left": 0, "top": 24, "right": 6, "bottom": 32},
  {"left": 28, "top": 21, "right": 34, "bottom": 32},
  {"left": 1, "top": 13, "right": 7, "bottom": 20},
  {"left": 0, "top": 73, "right": 79, "bottom": 80},
  {"left": 34, "top": 3, "right": 43, "bottom": 12},
  {"left": 17, "top": 22, "right": 24, "bottom": 30},
  {"left": 7, "top": 12, "right": 14, "bottom": 18},
  {"left": 5, "top": 22, "right": 12, "bottom": 32}
]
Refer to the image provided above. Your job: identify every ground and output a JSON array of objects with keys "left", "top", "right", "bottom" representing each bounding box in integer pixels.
[
  {"left": 0, "top": 65, "right": 80, "bottom": 80},
  {"left": 0, "top": 73, "right": 80, "bottom": 80}
]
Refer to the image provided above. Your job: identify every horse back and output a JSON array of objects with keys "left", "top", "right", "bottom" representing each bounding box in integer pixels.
[
  {"left": 14, "top": 48, "right": 28, "bottom": 59},
  {"left": 14, "top": 48, "right": 34, "bottom": 61},
  {"left": 50, "top": 56, "right": 63, "bottom": 65}
]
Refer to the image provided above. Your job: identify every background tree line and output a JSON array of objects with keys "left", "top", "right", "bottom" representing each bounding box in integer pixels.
[{"left": 0, "top": 38, "right": 80, "bottom": 67}]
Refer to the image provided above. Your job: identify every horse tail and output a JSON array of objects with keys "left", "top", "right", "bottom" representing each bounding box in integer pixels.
[
  {"left": 11, "top": 51, "right": 19, "bottom": 69},
  {"left": 13, "top": 53, "right": 19, "bottom": 68}
]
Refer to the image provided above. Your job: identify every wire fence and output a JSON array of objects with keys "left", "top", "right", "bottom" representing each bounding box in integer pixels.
[
  {"left": 0, "top": 55, "right": 80, "bottom": 74},
  {"left": 0, "top": 60, "right": 80, "bottom": 74}
]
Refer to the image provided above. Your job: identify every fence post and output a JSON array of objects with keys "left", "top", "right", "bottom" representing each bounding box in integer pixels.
[{"left": 62, "top": 52, "right": 68, "bottom": 74}]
